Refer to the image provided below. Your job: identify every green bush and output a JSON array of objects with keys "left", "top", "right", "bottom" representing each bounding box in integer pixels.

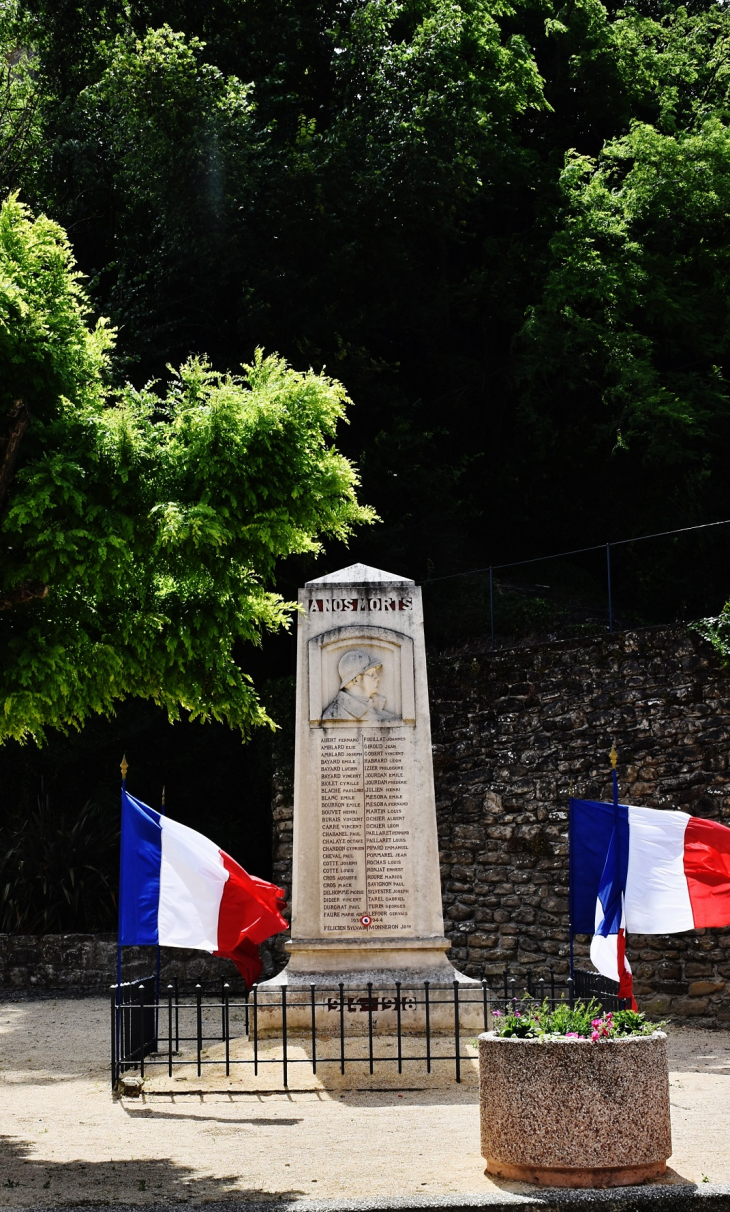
[{"left": 492, "top": 997, "right": 662, "bottom": 1040}]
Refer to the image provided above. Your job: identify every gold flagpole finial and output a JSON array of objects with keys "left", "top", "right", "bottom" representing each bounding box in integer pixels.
[
  {"left": 120, "top": 754, "right": 129, "bottom": 781},
  {"left": 609, "top": 743, "right": 618, "bottom": 770},
  {"left": 161, "top": 785, "right": 166, "bottom": 808}
]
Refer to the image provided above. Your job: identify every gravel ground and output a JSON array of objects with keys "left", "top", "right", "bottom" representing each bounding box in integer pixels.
[{"left": 0, "top": 999, "right": 729, "bottom": 1206}]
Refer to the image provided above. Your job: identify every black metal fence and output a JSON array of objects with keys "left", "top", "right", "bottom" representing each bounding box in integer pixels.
[
  {"left": 111, "top": 967, "right": 626, "bottom": 1091},
  {"left": 112, "top": 973, "right": 158, "bottom": 1078}
]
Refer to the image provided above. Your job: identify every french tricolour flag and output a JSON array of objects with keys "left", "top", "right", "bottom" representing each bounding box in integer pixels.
[
  {"left": 571, "top": 799, "right": 730, "bottom": 997},
  {"left": 119, "top": 790, "right": 288, "bottom": 986}
]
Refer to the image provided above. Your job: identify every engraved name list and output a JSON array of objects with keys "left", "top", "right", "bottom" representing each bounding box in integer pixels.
[{"left": 319, "top": 730, "right": 412, "bottom": 933}]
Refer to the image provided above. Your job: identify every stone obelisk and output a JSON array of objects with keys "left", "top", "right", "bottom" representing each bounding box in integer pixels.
[{"left": 269, "top": 562, "right": 468, "bottom": 986}]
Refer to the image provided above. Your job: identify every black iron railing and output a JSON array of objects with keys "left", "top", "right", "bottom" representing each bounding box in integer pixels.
[
  {"left": 111, "top": 973, "right": 158, "bottom": 1079},
  {"left": 110, "top": 966, "right": 626, "bottom": 1091}
]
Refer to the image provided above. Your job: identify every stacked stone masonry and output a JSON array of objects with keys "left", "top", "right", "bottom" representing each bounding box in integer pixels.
[
  {"left": 4, "top": 625, "right": 730, "bottom": 1025},
  {"left": 270, "top": 625, "right": 730, "bottom": 1026},
  {"left": 0, "top": 934, "right": 254, "bottom": 996}
]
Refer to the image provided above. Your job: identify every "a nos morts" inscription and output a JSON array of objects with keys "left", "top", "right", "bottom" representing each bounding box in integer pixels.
[{"left": 319, "top": 730, "right": 412, "bottom": 933}]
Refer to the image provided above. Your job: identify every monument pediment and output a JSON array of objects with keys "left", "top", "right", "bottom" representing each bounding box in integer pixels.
[{"left": 306, "top": 563, "right": 415, "bottom": 586}]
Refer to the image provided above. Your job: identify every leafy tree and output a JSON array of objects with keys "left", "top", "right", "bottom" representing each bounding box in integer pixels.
[
  {"left": 516, "top": 118, "right": 730, "bottom": 538},
  {"left": 6, "top": 0, "right": 730, "bottom": 587},
  {"left": 0, "top": 194, "right": 374, "bottom": 743},
  {"left": 0, "top": 1, "right": 43, "bottom": 195}
]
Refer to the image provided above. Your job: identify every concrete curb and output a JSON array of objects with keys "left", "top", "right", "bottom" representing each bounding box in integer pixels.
[{"left": 9, "top": 1189, "right": 730, "bottom": 1212}]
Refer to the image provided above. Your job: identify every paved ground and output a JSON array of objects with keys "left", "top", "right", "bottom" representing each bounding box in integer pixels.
[{"left": 0, "top": 1000, "right": 729, "bottom": 1207}]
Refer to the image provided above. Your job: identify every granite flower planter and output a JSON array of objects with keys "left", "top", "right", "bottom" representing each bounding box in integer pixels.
[{"left": 479, "top": 1031, "right": 671, "bottom": 1188}]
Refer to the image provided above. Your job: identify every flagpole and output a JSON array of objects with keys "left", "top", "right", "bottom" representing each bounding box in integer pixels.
[
  {"left": 568, "top": 780, "right": 575, "bottom": 985},
  {"left": 155, "top": 786, "right": 165, "bottom": 1037},
  {"left": 116, "top": 754, "right": 128, "bottom": 1086},
  {"left": 611, "top": 743, "right": 620, "bottom": 898}
]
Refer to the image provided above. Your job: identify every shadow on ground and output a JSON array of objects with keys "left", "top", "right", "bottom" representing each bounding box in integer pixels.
[{"left": 0, "top": 1135, "right": 305, "bottom": 1205}]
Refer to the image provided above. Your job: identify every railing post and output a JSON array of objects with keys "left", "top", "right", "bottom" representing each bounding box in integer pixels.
[
  {"left": 110, "top": 987, "right": 117, "bottom": 1091},
  {"left": 282, "top": 986, "right": 288, "bottom": 1088},
  {"left": 367, "top": 981, "right": 374, "bottom": 1075},
  {"left": 607, "top": 542, "right": 613, "bottom": 633},
  {"left": 253, "top": 985, "right": 258, "bottom": 1076},
  {"left": 481, "top": 978, "right": 488, "bottom": 1033},
  {"left": 223, "top": 983, "right": 230, "bottom": 1078},
  {"left": 138, "top": 984, "right": 146, "bottom": 1079},
  {"left": 196, "top": 984, "right": 202, "bottom": 1077},
  {"left": 424, "top": 981, "right": 431, "bottom": 1073},
  {"left": 167, "top": 984, "right": 174, "bottom": 1078},
  {"left": 339, "top": 983, "right": 345, "bottom": 1075},
  {"left": 453, "top": 981, "right": 461, "bottom": 1084},
  {"left": 310, "top": 984, "right": 317, "bottom": 1075}
]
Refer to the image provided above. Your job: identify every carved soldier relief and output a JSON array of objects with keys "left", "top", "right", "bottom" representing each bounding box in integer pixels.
[
  {"left": 322, "top": 650, "right": 398, "bottom": 723},
  {"left": 308, "top": 625, "right": 415, "bottom": 727}
]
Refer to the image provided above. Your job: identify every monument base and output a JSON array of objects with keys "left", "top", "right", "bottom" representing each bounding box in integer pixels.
[
  {"left": 255, "top": 936, "right": 482, "bottom": 1035},
  {"left": 273, "top": 934, "right": 475, "bottom": 984}
]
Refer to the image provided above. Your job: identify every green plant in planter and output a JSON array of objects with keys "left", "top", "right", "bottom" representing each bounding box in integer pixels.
[{"left": 492, "top": 998, "right": 662, "bottom": 1041}]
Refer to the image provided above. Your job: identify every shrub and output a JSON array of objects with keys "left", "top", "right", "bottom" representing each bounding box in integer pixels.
[{"left": 492, "top": 997, "right": 662, "bottom": 1040}]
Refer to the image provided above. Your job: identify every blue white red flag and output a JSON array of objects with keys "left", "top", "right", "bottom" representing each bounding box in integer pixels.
[
  {"left": 119, "top": 790, "right": 288, "bottom": 986},
  {"left": 571, "top": 798, "right": 730, "bottom": 1001}
]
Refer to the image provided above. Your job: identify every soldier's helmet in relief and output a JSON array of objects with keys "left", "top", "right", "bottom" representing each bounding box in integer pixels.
[{"left": 338, "top": 649, "right": 382, "bottom": 689}]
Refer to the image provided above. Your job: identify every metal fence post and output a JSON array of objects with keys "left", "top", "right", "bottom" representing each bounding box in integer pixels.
[
  {"left": 338, "top": 983, "right": 345, "bottom": 1075},
  {"left": 110, "top": 987, "right": 117, "bottom": 1090},
  {"left": 310, "top": 984, "right": 317, "bottom": 1075},
  {"left": 223, "top": 983, "right": 230, "bottom": 1078},
  {"left": 196, "top": 984, "right": 202, "bottom": 1077},
  {"left": 453, "top": 981, "right": 461, "bottom": 1084},
  {"left": 367, "top": 981, "right": 374, "bottom": 1075},
  {"left": 424, "top": 981, "right": 431, "bottom": 1074},
  {"left": 167, "top": 985, "right": 174, "bottom": 1077},
  {"left": 282, "top": 986, "right": 288, "bottom": 1088},
  {"left": 607, "top": 542, "right": 613, "bottom": 633},
  {"left": 138, "top": 984, "right": 146, "bottom": 1080},
  {"left": 253, "top": 985, "right": 258, "bottom": 1076}
]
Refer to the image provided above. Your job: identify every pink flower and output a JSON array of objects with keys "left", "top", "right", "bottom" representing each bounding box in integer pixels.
[
  {"left": 591, "top": 1030, "right": 600, "bottom": 1042},
  {"left": 492, "top": 1010, "right": 502, "bottom": 1018},
  {"left": 591, "top": 1018, "right": 602, "bottom": 1028},
  {"left": 565, "top": 1032, "right": 582, "bottom": 1038}
]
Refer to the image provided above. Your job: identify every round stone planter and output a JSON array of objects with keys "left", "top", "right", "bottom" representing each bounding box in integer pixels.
[{"left": 479, "top": 1031, "right": 671, "bottom": 1188}]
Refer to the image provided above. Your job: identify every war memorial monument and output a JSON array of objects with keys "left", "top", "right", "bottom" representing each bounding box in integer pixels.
[{"left": 260, "top": 563, "right": 477, "bottom": 1030}]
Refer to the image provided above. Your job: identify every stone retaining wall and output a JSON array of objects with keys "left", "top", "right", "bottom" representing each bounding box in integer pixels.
[
  {"left": 430, "top": 625, "right": 730, "bottom": 1026},
  {"left": 270, "top": 624, "right": 730, "bottom": 1026},
  {"left": 0, "top": 933, "right": 280, "bottom": 996},
  {"left": 6, "top": 625, "right": 730, "bottom": 1024}
]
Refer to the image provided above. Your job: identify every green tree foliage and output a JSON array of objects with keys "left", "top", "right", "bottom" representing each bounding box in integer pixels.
[
  {"left": 518, "top": 119, "right": 730, "bottom": 531},
  {"left": 0, "top": 1, "right": 42, "bottom": 192},
  {"left": 0, "top": 195, "right": 374, "bottom": 743},
  {"left": 5, "top": 0, "right": 730, "bottom": 586}
]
